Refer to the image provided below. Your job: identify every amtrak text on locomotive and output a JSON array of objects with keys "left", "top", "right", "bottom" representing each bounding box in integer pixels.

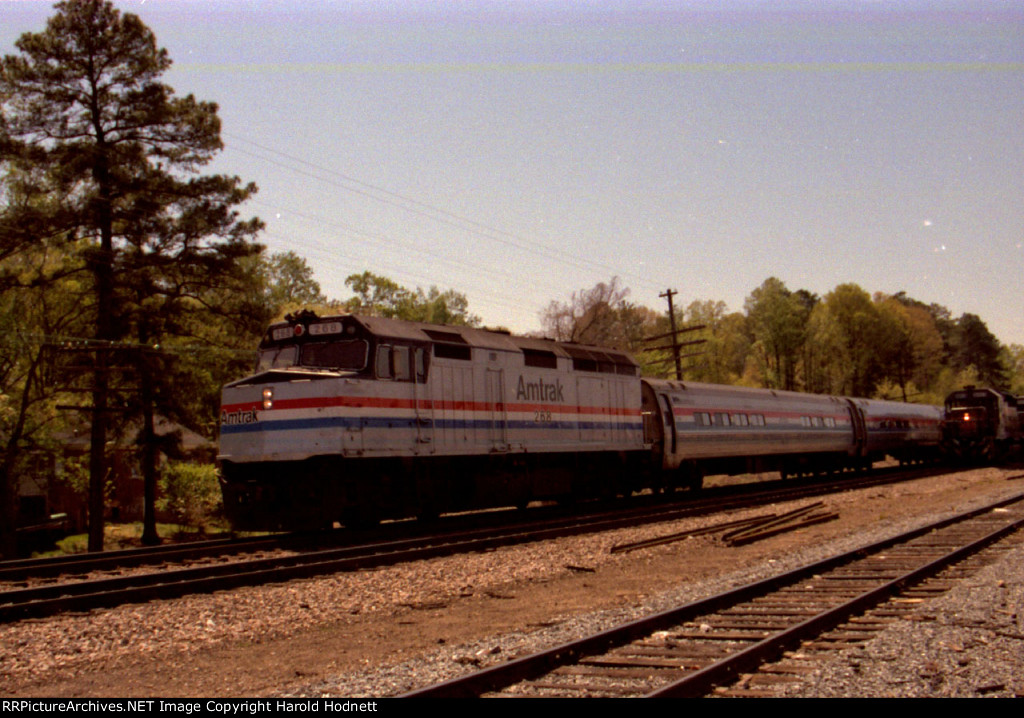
[
  {"left": 221, "top": 409, "right": 258, "bottom": 426},
  {"left": 516, "top": 376, "right": 565, "bottom": 403}
]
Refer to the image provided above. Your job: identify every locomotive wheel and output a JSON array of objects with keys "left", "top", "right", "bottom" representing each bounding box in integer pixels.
[
  {"left": 687, "top": 470, "right": 703, "bottom": 491},
  {"left": 341, "top": 509, "right": 380, "bottom": 530},
  {"left": 682, "top": 463, "right": 703, "bottom": 491},
  {"left": 417, "top": 507, "right": 440, "bottom": 523}
]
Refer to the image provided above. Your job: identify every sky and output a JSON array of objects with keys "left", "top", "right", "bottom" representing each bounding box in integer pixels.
[{"left": 3, "top": 0, "right": 1023, "bottom": 346}]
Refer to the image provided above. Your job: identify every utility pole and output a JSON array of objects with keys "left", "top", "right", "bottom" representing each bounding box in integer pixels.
[
  {"left": 644, "top": 289, "right": 706, "bottom": 380},
  {"left": 659, "top": 289, "right": 683, "bottom": 380}
]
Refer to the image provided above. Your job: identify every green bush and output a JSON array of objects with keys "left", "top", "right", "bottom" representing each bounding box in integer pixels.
[{"left": 157, "top": 462, "right": 222, "bottom": 532}]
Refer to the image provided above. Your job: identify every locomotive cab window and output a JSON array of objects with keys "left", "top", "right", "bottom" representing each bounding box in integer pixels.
[
  {"left": 257, "top": 345, "right": 297, "bottom": 372},
  {"left": 415, "top": 347, "right": 428, "bottom": 382},
  {"left": 300, "top": 340, "right": 368, "bottom": 372},
  {"left": 376, "top": 344, "right": 418, "bottom": 381}
]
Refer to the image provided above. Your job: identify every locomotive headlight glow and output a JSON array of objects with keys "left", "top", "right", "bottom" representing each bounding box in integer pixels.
[{"left": 262, "top": 387, "right": 274, "bottom": 410}]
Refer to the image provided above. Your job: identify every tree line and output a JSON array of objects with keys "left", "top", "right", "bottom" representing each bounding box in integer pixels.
[{"left": 539, "top": 276, "right": 1024, "bottom": 406}]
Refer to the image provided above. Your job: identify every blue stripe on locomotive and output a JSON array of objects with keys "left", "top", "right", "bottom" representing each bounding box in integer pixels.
[{"left": 221, "top": 416, "right": 641, "bottom": 434}]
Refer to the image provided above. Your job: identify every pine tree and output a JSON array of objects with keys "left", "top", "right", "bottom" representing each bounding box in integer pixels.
[{"left": 2, "top": 0, "right": 262, "bottom": 550}]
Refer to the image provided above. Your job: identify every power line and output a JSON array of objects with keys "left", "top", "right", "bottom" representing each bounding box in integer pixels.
[
  {"left": 254, "top": 203, "right": 576, "bottom": 311},
  {"left": 223, "top": 132, "right": 670, "bottom": 295},
  {"left": 2, "top": 333, "right": 255, "bottom": 357}
]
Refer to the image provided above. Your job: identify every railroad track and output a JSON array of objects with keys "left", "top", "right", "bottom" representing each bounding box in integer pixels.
[
  {"left": 0, "top": 465, "right": 957, "bottom": 622},
  {"left": 0, "top": 534, "right": 298, "bottom": 583},
  {"left": 0, "top": 462, "right": 943, "bottom": 584},
  {"left": 401, "top": 492, "right": 1024, "bottom": 698}
]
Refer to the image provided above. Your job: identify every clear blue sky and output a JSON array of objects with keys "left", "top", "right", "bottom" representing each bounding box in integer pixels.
[{"left": 4, "top": 0, "right": 1023, "bottom": 345}]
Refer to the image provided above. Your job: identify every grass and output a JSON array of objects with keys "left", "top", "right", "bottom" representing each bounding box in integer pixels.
[{"left": 33, "top": 521, "right": 236, "bottom": 558}]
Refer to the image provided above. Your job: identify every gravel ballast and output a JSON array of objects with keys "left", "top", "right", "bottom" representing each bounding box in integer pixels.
[
  {"left": 779, "top": 539, "right": 1024, "bottom": 698},
  {"left": 296, "top": 471, "right": 1024, "bottom": 698},
  {"left": 1, "top": 466, "right": 1021, "bottom": 697}
]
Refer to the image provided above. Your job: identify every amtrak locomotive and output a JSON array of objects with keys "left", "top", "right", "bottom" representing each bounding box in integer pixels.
[
  {"left": 218, "top": 312, "right": 943, "bottom": 530},
  {"left": 942, "top": 386, "right": 1023, "bottom": 461}
]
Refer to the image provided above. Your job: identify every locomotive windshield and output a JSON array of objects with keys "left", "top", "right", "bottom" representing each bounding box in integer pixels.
[
  {"left": 257, "top": 345, "right": 298, "bottom": 372},
  {"left": 256, "top": 340, "right": 368, "bottom": 373},
  {"left": 300, "top": 340, "right": 368, "bottom": 370}
]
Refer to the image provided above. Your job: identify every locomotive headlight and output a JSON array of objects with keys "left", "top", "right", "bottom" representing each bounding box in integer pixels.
[
  {"left": 262, "top": 387, "right": 274, "bottom": 410},
  {"left": 963, "top": 412, "right": 971, "bottom": 422}
]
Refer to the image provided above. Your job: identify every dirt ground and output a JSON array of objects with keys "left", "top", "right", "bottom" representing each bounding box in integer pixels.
[{"left": 6, "top": 465, "right": 1022, "bottom": 697}]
